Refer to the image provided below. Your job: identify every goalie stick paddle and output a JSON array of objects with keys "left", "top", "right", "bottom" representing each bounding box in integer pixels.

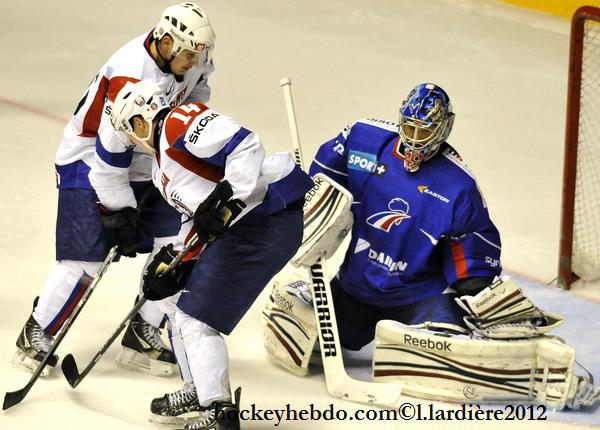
[
  {"left": 3, "top": 246, "right": 119, "bottom": 410},
  {"left": 279, "top": 78, "right": 402, "bottom": 407},
  {"left": 61, "top": 233, "right": 202, "bottom": 388}
]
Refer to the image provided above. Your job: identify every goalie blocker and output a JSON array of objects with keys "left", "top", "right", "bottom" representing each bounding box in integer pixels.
[{"left": 291, "top": 173, "right": 353, "bottom": 267}]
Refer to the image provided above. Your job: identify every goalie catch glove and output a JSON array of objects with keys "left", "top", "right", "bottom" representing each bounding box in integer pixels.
[
  {"left": 193, "top": 180, "right": 246, "bottom": 243},
  {"left": 142, "top": 244, "right": 194, "bottom": 301},
  {"left": 455, "top": 276, "right": 564, "bottom": 339}
]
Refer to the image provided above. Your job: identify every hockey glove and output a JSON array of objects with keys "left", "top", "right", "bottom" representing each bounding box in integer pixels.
[
  {"left": 101, "top": 207, "right": 138, "bottom": 257},
  {"left": 142, "top": 244, "right": 194, "bottom": 301},
  {"left": 193, "top": 180, "right": 246, "bottom": 243}
]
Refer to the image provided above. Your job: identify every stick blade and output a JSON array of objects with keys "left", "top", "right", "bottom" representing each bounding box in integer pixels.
[
  {"left": 331, "top": 377, "right": 403, "bottom": 408},
  {"left": 60, "top": 354, "right": 81, "bottom": 388},
  {"left": 3, "top": 388, "right": 27, "bottom": 410}
]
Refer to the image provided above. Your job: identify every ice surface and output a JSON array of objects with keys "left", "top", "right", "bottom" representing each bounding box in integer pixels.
[{"left": 0, "top": 0, "right": 598, "bottom": 428}]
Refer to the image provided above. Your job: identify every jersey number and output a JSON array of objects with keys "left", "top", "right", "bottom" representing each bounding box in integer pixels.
[{"left": 170, "top": 104, "right": 202, "bottom": 125}]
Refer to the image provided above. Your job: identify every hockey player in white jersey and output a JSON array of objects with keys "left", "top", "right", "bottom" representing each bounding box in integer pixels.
[
  {"left": 13, "top": 2, "right": 215, "bottom": 378},
  {"left": 110, "top": 80, "right": 313, "bottom": 429}
]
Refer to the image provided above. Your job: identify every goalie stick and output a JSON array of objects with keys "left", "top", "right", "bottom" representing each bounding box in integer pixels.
[
  {"left": 279, "top": 78, "right": 402, "bottom": 407},
  {"left": 3, "top": 246, "right": 119, "bottom": 410},
  {"left": 61, "top": 233, "right": 202, "bottom": 388}
]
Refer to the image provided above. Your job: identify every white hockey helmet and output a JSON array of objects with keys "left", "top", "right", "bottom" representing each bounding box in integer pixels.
[
  {"left": 111, "top": 81, "right": 169, "bottom": 152},
  {"left": 153, "top": 2, "right": 215, "bottom": 60}
]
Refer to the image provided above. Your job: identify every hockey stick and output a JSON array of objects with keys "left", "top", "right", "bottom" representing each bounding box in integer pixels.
[
  {"left": 279, "top": 78, "right": 402, "bottom": 407},
  {"left": 280, "top": 78, "right": 305, "bottom": 168},
  {"left": 61, "top": 233, "right": 202, "bottom": 388},
  {"left": 3, "top": 245, "right": 119, "bottom": 410}
]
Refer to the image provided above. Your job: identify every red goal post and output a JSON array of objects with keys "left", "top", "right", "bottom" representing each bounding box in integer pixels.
[{"left": 559, "top": 6, "right": 600, "bottom": 289}]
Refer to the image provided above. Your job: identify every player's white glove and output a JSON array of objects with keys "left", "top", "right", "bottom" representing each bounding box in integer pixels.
[{"left": 455, "top": 276, "right": 564, "bottom": 339}]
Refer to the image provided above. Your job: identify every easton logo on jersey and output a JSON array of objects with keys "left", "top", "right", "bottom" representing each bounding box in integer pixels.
[
  {"left": 366, "top": 198, "right": 411, "bottom": 232},
  {"left": 347, "top": 150, "right": 387, "bottom": 176},
  {"left": 417, "top": 185, "right": 450, "bottom": 203}
]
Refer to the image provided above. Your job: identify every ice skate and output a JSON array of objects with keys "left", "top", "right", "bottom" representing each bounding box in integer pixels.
[
  {"left": 116, "top": 313, "right": 176, "bottom": 376},
  {"left": 12, "top": 314, "right": 58, "bottom": 377},
  {"left": 149, "top": 381, "right": 202, "bottom": 424},
  {"left": 180, "top": 388, "right": 241, "bottom": 430}
]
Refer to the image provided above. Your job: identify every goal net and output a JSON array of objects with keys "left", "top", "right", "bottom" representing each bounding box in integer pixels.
[{"left": 559, "top": 6, "right": 600, "bottom": 289}]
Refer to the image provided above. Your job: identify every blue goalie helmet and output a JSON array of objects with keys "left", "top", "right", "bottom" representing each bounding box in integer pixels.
[{"left": 398, "top": 83, "right": 455, "bottom": 172}]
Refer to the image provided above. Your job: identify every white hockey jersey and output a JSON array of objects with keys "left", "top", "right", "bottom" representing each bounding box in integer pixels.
[
  {"left": 54, "top": 31, "right": 214, "bottom": 210},
  {"left": 152, "top": 102, "right": 313, "bottom": 245}
]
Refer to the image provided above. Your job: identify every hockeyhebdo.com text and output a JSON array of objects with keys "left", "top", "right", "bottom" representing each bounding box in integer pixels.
[{"left": 238, "top": 403, "right": 548, "bottom": 426}]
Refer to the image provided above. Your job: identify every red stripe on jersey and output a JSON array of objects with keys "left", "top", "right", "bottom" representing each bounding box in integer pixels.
[
  {"left": 107, "top": 76, "right": 141, "bottom": 102},
  {"left": 163, "top": 103, "right": 222, "bottom": 181},
  {"left": 164, "top": 103, "right": 210, "bottom": 145},
  {"left": 449, "top": 241, "right": 469, "bottom": 279},
  {"left": 80, "top": 76, "right": 109, "bottom": 138},
  {"left": 165, "top": 146, "right": 225, "bottom": 182}
]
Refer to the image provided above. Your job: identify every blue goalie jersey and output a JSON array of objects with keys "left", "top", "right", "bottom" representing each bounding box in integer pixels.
[{"left": 309, "top": 118, "right": 502, "bottom": 307}]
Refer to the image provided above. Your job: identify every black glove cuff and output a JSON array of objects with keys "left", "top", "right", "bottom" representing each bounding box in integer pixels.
[{"left": 453, "top": 276, "right": 495, "bottom": 296}]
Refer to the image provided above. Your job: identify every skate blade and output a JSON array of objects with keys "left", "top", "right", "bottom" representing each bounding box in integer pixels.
[
  {"left": 11, "top": 350, "right": 51, "bottom": 377},
  {"left": 148, "top": 410, "right": 202, "bottom": 425},
  {"left": 116, "top": 347, "right": 174, "bottom": 377}
]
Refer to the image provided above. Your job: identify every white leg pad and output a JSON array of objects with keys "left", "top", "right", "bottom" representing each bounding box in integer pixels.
[
  {"left": 372, "top": 320, "right": 596, "bottom": 410},
  {"left": 263, "top": 279, "right": 318, "bottom": 377}
]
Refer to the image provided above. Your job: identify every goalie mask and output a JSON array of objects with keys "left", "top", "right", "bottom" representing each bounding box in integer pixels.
[
  {"left": 154, "top": 2, "right": 216, "bottom": 62},
  {"left": 111, "top": 81, "right": 169, "bottom": 153},
  {"left": 398, "top": 83, "right": 455, "bottom": 172}
]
